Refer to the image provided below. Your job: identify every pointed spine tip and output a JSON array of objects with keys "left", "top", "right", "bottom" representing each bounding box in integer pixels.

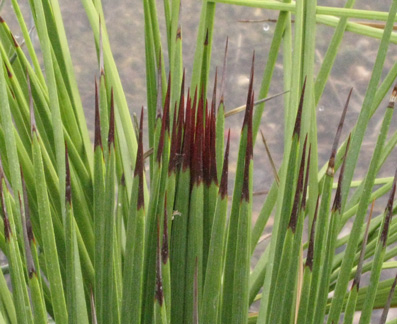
[
  {"left": 219, "top": 130, "right": 230, "bottom": 198},
  {"left": 332, "top": 134, "right": 351, "bottom": 212},
  {"left": 241, "top": 89, "right": 254, "bottom": 202},
  {"left": 293, "top": 77, "right": 307, "bottom": 138},
  {"left": 108, "top": 88, "right": 115, "bottom": 150},
  {"left": 243, "top": 54, "right": 255, "bottom": 128},
  {"left": 327, "top": 88, "right": 352, "bottom": 174},
  {"left": 241, "top": 132, "right": 252, "bottom": 202},
  {"left": 210, "top": 103, "right": 218, "bottom": 185},
  {"left": 136, "top": 108, "right": 145, "bottom": 210},
  {"left": 351, "top": 277, "right": 360, "bottom": 291},
  {"left": 248, "top": 92, "right": 254, "bottom": 159},
  {"left": 288, "top": 136, "right": 307, "bottom": 232},
  {"left": 10, "top": 32, "right": 19, "bottom": 47}
]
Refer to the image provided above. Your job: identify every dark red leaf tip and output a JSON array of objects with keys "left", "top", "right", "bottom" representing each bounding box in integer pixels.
[
  {"left": 381, "top": 167, "right": 397, "bottom": 247},
  {"left": 10, "top": 32, "right": 19, "bottom": 48},
  {"left": 241, "top": 90, "right": 254, "bottom": 202},
  {"left": 4, "top": 63, "right": 12, "bottom": 78},
  {"left": 209, "top": 101, "right": 218, "bottom": 185},
  {"left": 293, "top": 77, "right": 307, "bottom": 138},
  {"left": 306, "top": 195, "right": 320, "bottom": 270},
  {"left": 136, "top": 107, "right": 145, "bottom": 210},
  {"left": 388, "top": 84, "right": 397, "bottom": 109},
  {"left": 301, "top": 144, "right": 312, "bottom": 211},
  {"left": 327, "top": 88, "right": 352, "bottom": 174},
  {"left": 243, "top": 52, "right": 255, "bottom": 128},
  {"left": 219, "top": 130, "right": 230, "bottom": 199},
  {"left": 241, "top": 136, "right": 252, "bottom": 202},
  {"left": 0, "top": 17, "right": 4, "bottom": 23},
  {"left": 177, "top": 26, "right": 182, "bottom": 40},
  {"left": 204, "top": 28, "right": 209, "bottom": 46},
  {"left": 94, "top": 78, "right": 102, "bottom": 150},
  {"left": 288, "top": 136, "right": 307, "bottom": 232},
  {"left": 3, "top": 216, "right": 11, "bottom": 241},
  {"left": 332, "top": 134, "right": 351, "bottom": 212},
  {"left": 351, "top": 277, "right": 360, "bottom": 291},
  {"left": 108, "top": 88, "right": 115, "bottom": 150},
  {"left": 247, "top": 91, "right": 254, "bottom": 160}
]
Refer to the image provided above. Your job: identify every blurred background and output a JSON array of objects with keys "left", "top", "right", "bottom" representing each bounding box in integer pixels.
[{"left": 2, "top": 0, "right": 397, "bottom": 321}]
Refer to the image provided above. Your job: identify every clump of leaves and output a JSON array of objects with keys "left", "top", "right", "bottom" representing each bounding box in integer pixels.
[{"left": 0, "top": 0, "right": 396, "bottom": 323}]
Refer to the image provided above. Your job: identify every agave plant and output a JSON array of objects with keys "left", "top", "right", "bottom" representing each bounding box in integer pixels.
[{"left": 0, "top": 0, "right": 396, "bottom": 323}]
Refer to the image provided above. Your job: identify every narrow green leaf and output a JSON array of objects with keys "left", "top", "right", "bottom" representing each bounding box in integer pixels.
[{"left": 32, "top": 131, "right": 67, "bottom": 323}]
